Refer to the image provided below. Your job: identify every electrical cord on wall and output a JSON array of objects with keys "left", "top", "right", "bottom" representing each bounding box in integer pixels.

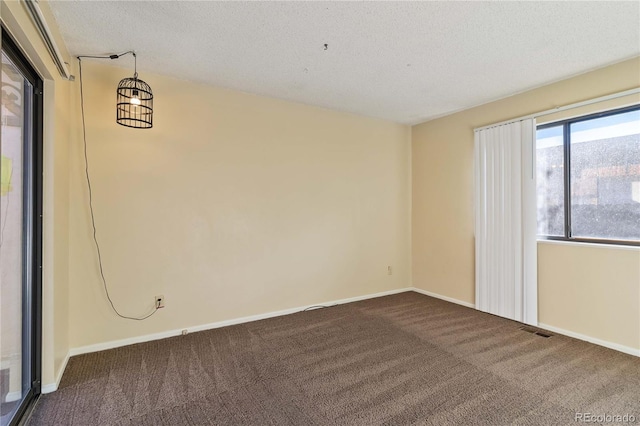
[
  {"left": 78, "top": 56, "right": 158, "bottom": 320},
  {"left": 302, "top": 304, "right": 338, "bottom": 312}
]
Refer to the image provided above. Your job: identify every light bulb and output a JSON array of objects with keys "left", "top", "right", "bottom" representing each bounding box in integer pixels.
[{"left": 130, "top": 89, "right": 141, "bottom": 106}]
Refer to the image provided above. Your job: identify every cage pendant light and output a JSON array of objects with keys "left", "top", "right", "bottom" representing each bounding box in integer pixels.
[{"left": 116, "top": 52, "right": 153, "bottom": 129}]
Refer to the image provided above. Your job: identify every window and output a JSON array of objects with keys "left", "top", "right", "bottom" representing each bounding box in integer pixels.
[
  {"left": 1, "top": 28, "right": 44, "bottom": 426},
  {"left": 536, "top": 105, "right": 640, "bottom": 245}
]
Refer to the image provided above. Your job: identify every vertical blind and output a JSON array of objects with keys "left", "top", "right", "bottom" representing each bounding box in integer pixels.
[{"left": 474, "top": 119, "right": 538, "bottom": 326}]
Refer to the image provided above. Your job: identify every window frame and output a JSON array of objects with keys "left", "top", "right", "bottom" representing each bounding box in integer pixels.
[{"left": 536, "top": 104, "right": 640, "bottom": 247}]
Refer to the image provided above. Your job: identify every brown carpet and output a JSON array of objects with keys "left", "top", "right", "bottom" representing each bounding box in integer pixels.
[{"left": 28, "top": 292, "right": 640, "bottom": 425}]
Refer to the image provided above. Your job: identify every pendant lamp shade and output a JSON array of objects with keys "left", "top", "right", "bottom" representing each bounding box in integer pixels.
[{"left": 116, "top": 75, "right": 153, "bottom": 128}]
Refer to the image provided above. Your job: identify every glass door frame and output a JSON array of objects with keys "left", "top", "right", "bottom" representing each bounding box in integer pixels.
[{"left": 1, "top": 27, "right": 44, "bottom": 426}]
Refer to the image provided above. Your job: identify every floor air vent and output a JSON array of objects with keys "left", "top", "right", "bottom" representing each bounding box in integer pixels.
[{"left": 520, "top": 326, "right": 553, "bottom": 338}]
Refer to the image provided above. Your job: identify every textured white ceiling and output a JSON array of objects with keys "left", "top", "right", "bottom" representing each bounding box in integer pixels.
[{"left": 49, "top": 1, "right": 640, "bottom": 124}]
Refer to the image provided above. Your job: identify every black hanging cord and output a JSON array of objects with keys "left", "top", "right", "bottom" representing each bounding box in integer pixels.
[
  {"left": 77, "top": 50, "right": 135, "bottom": 60},
  {"left": 133, "top": 52, "right": 138, "bottom": 79},
  {"left": 77, "top": 56, "right": 157, "bottom": 320}
]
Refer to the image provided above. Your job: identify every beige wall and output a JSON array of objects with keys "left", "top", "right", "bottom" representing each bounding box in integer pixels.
[
  {"left": 538, "top": 242, "right": 639, "bottom": 350},
  {"left": 1, "top": 0, "right": 73, "bottom": 387},
  {"left": 68, "top": 62, "right": 411, "bottom": 348},
  {"left": 412, "top": 57, "right": 640, "bottom": 350}
]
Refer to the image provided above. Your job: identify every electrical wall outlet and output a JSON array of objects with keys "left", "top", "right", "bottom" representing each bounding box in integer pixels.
[
  {"left": 155, "top": 295, "right": 165, "bottom": 308},
  {"left": 387, "top": 266, "right": 392, "bottom": 275}
]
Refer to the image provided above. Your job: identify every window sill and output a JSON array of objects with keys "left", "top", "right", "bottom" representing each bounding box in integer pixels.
[{"left": 537, "top": 239, "right": 640, "bottom": 252}]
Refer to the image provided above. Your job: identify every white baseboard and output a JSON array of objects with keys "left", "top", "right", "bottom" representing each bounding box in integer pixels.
[
  {"left": 42, "top": 288, "right": 638, "bottom": 394},
  {"left": 41, "top": 350, "right": 70, "bottom": 394},
  {"left": 410, "top": 287, "right": 475, "bottom": 309},
  {"left": 411, "top": 289, "right": 639, "bottom": 357},
  {"left": 41, "top": 383, "right": 57, "bottom": 394},
  {"left": 409, "top": 289, "right": 638, "bottom": 357},
  {"left": 69, "top": 287, "right": 414, "bottom": 357},
  {"left": 538, "top": 323, "right": 640, "bottom": 357},
  {"left": 4, "top": 390, "right": 21, "bottom": 403}
]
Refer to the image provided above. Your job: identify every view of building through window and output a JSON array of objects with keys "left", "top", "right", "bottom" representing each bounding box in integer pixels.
[
  {"left": 536, "top": 125, "right": 564, "bottom": 236},
  {"left": 536, "top": 107, "right": 640, "bottom": 243}
]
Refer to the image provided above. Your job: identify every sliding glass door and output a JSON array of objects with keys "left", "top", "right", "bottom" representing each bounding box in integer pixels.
[{"left": 0, "top": 29, "right": 43, "bottom": 426}]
